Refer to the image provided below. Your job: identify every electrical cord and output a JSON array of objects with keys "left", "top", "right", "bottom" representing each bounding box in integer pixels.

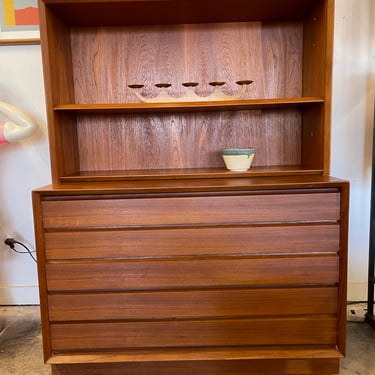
[{"left": 4, "top": 238, "right": 37, "bottom": 263}]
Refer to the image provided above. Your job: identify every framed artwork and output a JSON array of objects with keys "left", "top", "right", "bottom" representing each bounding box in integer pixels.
[{"left": 0, "top": 0, "right": 39, "bottom": 44}]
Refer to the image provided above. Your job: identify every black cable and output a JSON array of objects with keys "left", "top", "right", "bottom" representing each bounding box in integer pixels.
[{"left": 4, "top": 238, "right": 37, "bottom": 263}]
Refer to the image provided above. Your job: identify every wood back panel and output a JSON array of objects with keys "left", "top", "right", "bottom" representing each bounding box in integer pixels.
[
  {"left": 70, "top": 23, "right": 302, "bottom": 104},
  {"left": 68, "top": 21, "right": 303, "bottom": 173},
  {"left": 67, "top": 21, "right": 304, "bottom": 173},
  {"left": 76, "top": 110, "right": 302, "bottom": 171}
]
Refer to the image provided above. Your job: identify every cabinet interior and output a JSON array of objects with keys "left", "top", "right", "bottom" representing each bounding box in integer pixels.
[{"left": 41, "top": 0, "right": 330, "bottom": 182}]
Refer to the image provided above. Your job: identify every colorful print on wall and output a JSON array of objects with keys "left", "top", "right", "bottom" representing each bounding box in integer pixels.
[{"left": 0, "top": 0, "right": 39, "bottom": 43}]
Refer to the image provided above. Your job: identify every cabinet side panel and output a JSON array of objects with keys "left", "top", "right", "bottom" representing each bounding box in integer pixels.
[
  {"left": 31, "top": 191, "right": 52, "bottom": 361},
  {"left": 39, "top": 3, "right": 78, "bottom": 182},
  {"left": 302, "top": 0, "right": 334, "bottom": 174},
  {"left": 301, "top": 104, "right": 324, "bottom": 169},
  {"left": 337, "top": 182, "right": 349, "bottom": 354}
]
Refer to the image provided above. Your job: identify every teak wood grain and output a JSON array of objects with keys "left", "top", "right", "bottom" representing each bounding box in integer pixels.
[
  {"left": 41, "top": 192, "right": 340, "bottom": 229},
  {"left": 44, "top": 224, "right": 339, "bottom": 260},
  {"left": 45, "top": 255, "right": 339, "bottom": 292},
  {"left": 71, "top": 23, "right": 302, "bottom": 104},
  {"left": 67, "top": 21, "right": 305, "bottom": 176},
  {"left": 76, "top": 110, "right": 303, "bottom": 171},
  {"left": 50, "top": 316, "right": 337, "bottom": 351},
  {"left": 48, "top": 286, "right": 337, "bottom": 321},
  {"left": 47, "top": 345, "right": 343, "bottom": 364}
]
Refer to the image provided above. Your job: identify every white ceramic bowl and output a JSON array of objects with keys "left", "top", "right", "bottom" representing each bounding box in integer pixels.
[{"left": 221, "top": 148, "right": 256, "bottom": 172}]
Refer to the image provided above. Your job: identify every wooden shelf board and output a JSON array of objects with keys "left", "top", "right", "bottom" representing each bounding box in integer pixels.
[
  {"left": 59, "top": 167, "right": 323, "bottom": 183},
  {"left": 54, "top": 97, "right": 324, "bottom": 114}
]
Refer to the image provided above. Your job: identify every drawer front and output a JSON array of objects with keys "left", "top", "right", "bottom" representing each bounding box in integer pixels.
[
  {"left": 48, "top": 286, "right": 337, "bottom": 322},
  {"left": 50, "top": 316, "right": 337, "bottom": 351},
  {"left": 44, "top": 224, "right": 340, "bottom": 260},
  {"left": 41, "top": 192, "right": 340, "bottom": 229},
  {"left": 46, "top": 255, "right": 339, "bottom": 291}
]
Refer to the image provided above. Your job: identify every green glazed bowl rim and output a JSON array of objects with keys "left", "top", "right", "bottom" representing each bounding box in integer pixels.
[{"left": 221, "top": 148, "right": 256, "bottom": 156}]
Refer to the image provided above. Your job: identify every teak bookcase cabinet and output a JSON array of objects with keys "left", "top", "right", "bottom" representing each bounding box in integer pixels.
[
  {"left": 39, "top": 0, "right": 333, "bottom": 183},
  {"left": 33, "top": 1, "right": 349, "bottom": 375}
]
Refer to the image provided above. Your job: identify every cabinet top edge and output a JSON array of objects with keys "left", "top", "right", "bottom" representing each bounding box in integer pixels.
[
  {"left": 33, "top": 175, "right": 349, "bottom": 196},
  {"left": 40, "top": 0, "right": 330, "bottom": 26}
]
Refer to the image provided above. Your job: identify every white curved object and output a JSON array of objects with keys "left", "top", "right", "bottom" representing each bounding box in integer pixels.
[{"left": 0, "top": 100, "right": 38, "bottom": 145}]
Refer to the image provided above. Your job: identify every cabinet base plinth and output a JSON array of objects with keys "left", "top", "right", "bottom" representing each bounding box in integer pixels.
[{"left": 51, "top": 358, "right": 340, "bottom": 375}]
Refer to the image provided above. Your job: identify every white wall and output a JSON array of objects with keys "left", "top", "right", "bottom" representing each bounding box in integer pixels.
[
  {"left": 0, "top": 0, "right": 374, "bottom": 304},
  {"left": 0, "top": 44, "right": 50, "bottom": 304},
  {"left": 331, "top": 0, "right": 375, "bottom": 301}
]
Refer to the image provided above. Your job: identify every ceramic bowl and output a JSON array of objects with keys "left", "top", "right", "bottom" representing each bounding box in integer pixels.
[{"left": 221, "top": 148, "right": 256, "bottom": 172}]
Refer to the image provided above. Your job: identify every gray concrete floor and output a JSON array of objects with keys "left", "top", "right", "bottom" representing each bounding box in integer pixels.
[
  {"left": 0, "top": 304, "right": 374, "bottom": 375},
  {"left": 0, "top": 306, "right": 50, "bottom": 375}
]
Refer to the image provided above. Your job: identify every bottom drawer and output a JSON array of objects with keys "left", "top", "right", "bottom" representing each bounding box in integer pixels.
[
  {"left": 48, "top": 287, "right": 338, "bottom": 321},
  {"left": 50, "top": 316, "right": 337, "bottom": 351}
]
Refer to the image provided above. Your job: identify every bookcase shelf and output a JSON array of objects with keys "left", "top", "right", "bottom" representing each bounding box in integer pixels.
[
  {"left": 59, "top": 166, "right": 323, "bottom": 183},
  {"left": 54, "top": 97, "right": 325, "bottom": 114}
]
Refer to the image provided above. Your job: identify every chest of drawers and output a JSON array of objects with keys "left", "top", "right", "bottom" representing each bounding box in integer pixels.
[{"left": 32, "top": 176, "right": 348, "bottom": 375}]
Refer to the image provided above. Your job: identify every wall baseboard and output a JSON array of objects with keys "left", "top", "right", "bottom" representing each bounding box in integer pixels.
[{"left": 0, "top": 286, "right": 40, "bottom": 305}]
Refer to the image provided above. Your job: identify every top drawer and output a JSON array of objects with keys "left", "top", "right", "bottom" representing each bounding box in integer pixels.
[{"left": 41, "top": 191, "right": 341, "bottom": 229}]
